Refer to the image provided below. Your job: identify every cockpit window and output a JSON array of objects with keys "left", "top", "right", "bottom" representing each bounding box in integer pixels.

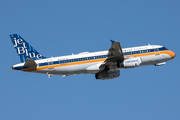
[{"left": 163, "top": 47, "right": 168, "bottom": 50}]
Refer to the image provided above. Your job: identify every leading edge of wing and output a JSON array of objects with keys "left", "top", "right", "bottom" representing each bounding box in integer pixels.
[{"left": 101, "top": 40, "right": 124, "bottom": 66}]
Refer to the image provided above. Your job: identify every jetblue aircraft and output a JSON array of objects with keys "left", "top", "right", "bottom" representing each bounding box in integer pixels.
[{"left": 10, "top": 34, "right": 176, "bottom": 80}]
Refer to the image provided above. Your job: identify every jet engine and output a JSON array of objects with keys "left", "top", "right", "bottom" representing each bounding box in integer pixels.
[
  {"left": 95, "top": 70, "right": 120, "bottom": 80},
  {"left": 118, "top": 57, "right": 142, "bottom": 68}
]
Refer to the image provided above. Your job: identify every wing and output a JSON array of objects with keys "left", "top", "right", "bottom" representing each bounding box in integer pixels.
[{"left": 101, "top": 40, "right": 124, "bottom": 67}]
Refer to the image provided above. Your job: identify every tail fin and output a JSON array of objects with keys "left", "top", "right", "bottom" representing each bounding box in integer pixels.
[{"left": 10, "top": 34, "right": 46, "bottom": 63}]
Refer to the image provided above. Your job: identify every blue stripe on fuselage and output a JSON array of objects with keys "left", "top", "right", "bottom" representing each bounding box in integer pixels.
[{"left": 13, "top": 47, "right": 168, "bottom": 70}]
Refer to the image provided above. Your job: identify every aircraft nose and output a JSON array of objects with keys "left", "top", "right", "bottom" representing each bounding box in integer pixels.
[{"left": 170, "top": 51, "right": 176, "bottom": 59}]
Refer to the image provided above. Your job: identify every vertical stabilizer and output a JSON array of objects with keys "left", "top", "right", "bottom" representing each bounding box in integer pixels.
[{"left": 10, "top": 34, "right": 46, "bottom": 63}]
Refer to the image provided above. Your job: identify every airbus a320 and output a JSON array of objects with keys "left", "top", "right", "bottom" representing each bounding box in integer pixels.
[{"left": 10, "top": 34, "right": 176, "bottom": 80}]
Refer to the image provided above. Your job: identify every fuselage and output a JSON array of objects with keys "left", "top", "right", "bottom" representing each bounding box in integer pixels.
[{"left": 13, "top": 45, "right": 176, "bottom": 76}]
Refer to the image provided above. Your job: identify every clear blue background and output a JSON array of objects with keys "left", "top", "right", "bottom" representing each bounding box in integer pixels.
[{"left": 0, "top": 0, "right": 179, "bottom": 120}]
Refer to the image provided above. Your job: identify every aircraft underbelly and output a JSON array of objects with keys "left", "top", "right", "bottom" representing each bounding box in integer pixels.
[
  {"left": 141, "top": 54, "right": 171, "bottom": 65},
  {"left": 32, "top": 62, "right": 103, "bottom": 75},
  {"left": 54, "top": 62, "right": 102, "bottom": 75}
]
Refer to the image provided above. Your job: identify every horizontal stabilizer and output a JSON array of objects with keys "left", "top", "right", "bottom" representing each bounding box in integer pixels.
[{"left": 24, "top": 59, "right": 37, "bottom": 68}]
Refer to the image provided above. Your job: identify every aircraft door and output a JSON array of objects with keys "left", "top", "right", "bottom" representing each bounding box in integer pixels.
[
  {"left": 47, "top": 59, "right": 55, "bottom": 73},
  {"left": 154, "top": 48, "right": 160, "bottom": 55}
]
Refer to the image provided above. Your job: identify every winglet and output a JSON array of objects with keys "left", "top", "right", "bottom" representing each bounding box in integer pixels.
[{"left": 110, "top": 39, "right": 115, "bottom": 44}]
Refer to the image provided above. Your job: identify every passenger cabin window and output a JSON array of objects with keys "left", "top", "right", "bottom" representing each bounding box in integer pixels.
[
  {"left": 141, "top": 50, "right": 147, "bottom": 53},
  {"left": 127, "top": 52, "right": 131, "bottom": 55},
  {"left": 137, "top": 51, "right": 140, "bottom": 54}
]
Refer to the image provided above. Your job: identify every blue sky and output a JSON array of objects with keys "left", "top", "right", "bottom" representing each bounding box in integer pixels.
[{"left": 0, "top": 0, "right": 180, "bottom": 120}]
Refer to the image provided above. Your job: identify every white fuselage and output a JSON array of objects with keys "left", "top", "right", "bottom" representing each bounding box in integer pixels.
[{"left": 13, "top": 45, "right": 175, "bottom": 76}]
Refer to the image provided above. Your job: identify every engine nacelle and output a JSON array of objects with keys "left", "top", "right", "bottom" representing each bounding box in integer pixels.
[
  {"left": 118, "top": 57, "right": 142, "bottom": 68},
  {"left": 95, "top": 70, "right": 120, "bottom": 80}
]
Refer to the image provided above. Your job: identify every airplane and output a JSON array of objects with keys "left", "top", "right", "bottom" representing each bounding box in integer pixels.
[{"left": 10, "top": 34, "right": 176, "bottom": 80}]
